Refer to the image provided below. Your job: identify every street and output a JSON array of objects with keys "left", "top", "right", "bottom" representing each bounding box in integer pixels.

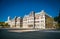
[{"left": 0, "top": 29, "right": 60, "bottom": 39}]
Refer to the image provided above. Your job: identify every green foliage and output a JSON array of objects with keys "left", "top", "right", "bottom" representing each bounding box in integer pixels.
[
  {"left": 54, "top": 16, "right": 58, "bottom": 21},
  {"left": 54, "top": 11, "right": 60, "bottom": 29},
  {"left": 0, "top": 22, "right": 5, "bottom": 26},
  {"left": 0, "top": 22, "right": 10, "bottom": 28}
]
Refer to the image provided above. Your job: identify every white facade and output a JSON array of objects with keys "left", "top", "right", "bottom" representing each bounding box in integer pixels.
[
  {"left": 6, "top": 10, "right": 54, "bottom": 29},
  {"left": 35, "top": 11, "right": 45, "bottom": 29},
  {"left": 23, "top": 11, "right": 35, "bottom": 28},
  {"left": 23, "top": 10, "right": 46, "bottom": 29},
  {"left": 6, "top": 16, "right": 22, "bottom": 28}
]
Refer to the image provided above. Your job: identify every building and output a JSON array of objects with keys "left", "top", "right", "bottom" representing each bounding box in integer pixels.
[
  {"left": 6, "top": 16, "right": 22, "bottom": 28},
  {"left": 23, "top": 11, "right": 35, "bottom": 28},
  {"left": 5, "top": 10, "right": 56, "bottom": 29},
  {"left": 23, "top": 10, "right": 55, "bottom": 29}
]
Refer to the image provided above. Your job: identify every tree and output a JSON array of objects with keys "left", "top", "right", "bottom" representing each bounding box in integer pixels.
[
  {"left": 0, "top": 22, "right": 10, "bottom": 28},
  {"left": 54, "top": 10, "right": 60, "bottom": 29},
  {"left": 4, "top": 23, "right": 10, "bottom": 27},
  {"left": 0, "top": 22, "right": 4, "bottom": 26}
]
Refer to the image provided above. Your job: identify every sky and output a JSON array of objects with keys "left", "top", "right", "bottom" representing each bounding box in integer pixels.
[{"left": 0, "top": 0, "right": 60, "bottom": 22}]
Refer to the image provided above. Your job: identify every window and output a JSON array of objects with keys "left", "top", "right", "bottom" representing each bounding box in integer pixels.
[
  {"left": 40, "top": 15, "right": 44, "bottom": 19},
  {"left": 41, "top": 24, "right": 44, "bottom": 26},
  {"left": 35, "top": 21, "right": 39, "bottom": 23},
  {"left": 41, "top": 20, "right": 44, "bottom": 22},
  {"left": 28, "top": 25, "right": 33, "bottom": 27},
  {"left": 23, "top": 19, "right": 27, "bottom": 21},
  {"left": 35, "top": 24, "right": 39, "bottom": 26},
  {"left": 35, "top": 16, "right": 39, "bottom": 19}
]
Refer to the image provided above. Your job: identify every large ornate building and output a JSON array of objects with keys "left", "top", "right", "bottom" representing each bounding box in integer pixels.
[{"left": 5, "top": 10, "right": 56, "bottom": 29}]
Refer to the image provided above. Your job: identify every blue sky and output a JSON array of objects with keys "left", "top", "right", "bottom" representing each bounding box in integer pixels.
[{"left": 0, "top": 0, "right": 60, "bottom": 22}]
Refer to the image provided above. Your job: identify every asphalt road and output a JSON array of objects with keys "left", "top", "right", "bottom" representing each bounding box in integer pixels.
[{"left": 0, "top": 29, "right": 60, "bottom": 39}]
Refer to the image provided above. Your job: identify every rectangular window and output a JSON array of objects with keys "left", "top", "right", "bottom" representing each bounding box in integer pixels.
[
  {"left": 35, "top": 21, "right": 39, "bottom": 23},
  {"left": 35, "top": 16, "right": 39, "bottom": 19},
  {"left": 41, "top": 20, "right": 44, "bottom": 22},
  {"left": 28, "top": 25, "right": 33, "bottom": 27}
]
